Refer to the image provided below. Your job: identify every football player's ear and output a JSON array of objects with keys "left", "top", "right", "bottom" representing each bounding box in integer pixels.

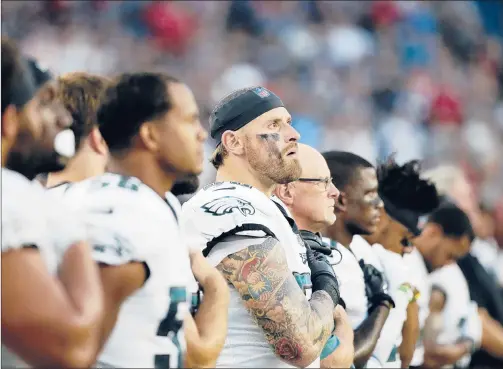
[
  {"left": 275, "top": 183, "right": 295, "bottom": 206},
  {"left": 1, "top": 105, "right": 19, "bottom": 145},
  {"left": 221, "top": 131, "right": 244, "bottom": 156},
  {"left": 335, "top": 191, "right": 347, "bottom": 212},
  {"left": 139, "top": 122, "right": 162, "bottom": 153},
  {"left": 88, "top": 126, "right": 108, "bottom": 156}
]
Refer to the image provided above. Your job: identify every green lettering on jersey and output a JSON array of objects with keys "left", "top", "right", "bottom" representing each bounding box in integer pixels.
[{"left": 117, "top": 176, "right": 139, "bottom": 191}]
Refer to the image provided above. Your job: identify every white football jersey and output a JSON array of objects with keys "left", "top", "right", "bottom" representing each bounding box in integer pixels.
[
  {"left": 180, "top": 182, "right": 317, "bottom": 368},
  {"left": 322, "top": 237, "right": 368, "bottom": 329},
  {"left": 2, "top": 168, "right": 87, "bottom": 367},
  {"left": 429, "top": 263, "right": 482, "bottom": 368},
  {"left": 350, "top": 237, "right": 412, "bottom": 368},
  {"left": 2, "top": 168, "right": 86, "bottom": 271},
  {"left": 53, "top": 173, "right": 192, "bottom": 368},
  {"left": 403, "top": 248, "right": 430, "bottom": 367}
]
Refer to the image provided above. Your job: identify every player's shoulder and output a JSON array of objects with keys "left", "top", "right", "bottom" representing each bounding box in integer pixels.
[
  {"left": 2, "top": 169, "right": 52, "bottom": 252},
  {"left": 181, "top": 181, "right": 279, "bottom": 248},
  {"left": 349, "top": 235, "right": 374, "bottom": 260},
  {"left": 429, "top": 263, "right": 465, "bottom": 286},
  {"left": 2, "top": 168, "right": 41, "bottom": 195},
  {"left": 70, "top": 173, "right": 167, "bottom": 209},
  {"left": 2, "top": 168, "right": 54, "bottom": 214},
  {"left": 183, "top": 181, "right": 269, "bottom": 217}
]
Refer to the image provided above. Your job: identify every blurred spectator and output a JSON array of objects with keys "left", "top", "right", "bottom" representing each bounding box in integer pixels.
[
  {"left": 143, "top": 0, "right": 197, "bottom": 55},
  {"left": 225, "top": 0, "right": 263, "bottom": 37},
  {"left": 1, "top": 0, "right": 501, "bottom": 199}
]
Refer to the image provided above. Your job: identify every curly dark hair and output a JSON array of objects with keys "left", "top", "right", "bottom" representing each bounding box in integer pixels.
[{"left": 377, "top": 155, "right": 440, "bottom": 214}]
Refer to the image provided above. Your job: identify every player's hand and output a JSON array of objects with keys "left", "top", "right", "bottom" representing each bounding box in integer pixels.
[
  {"left": 359, "top": 259, "right": 387, "bottom": 297},
  {"left": 300, "top": 230, "right": 332, "bottom": 256},
  {"left": 333, "top": 305, "right": 349, "bottom": 324},
  {"left": 359, "top": 260, "right": 395, "bottom": 311},
  {"left": 189, "top": 249, "right": 225, "bottom": 289},
  {"left": 301, "top": 230, "right": 341, "bottom": 306}
]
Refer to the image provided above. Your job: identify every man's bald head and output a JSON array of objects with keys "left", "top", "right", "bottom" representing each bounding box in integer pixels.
[
  {"left": 297, "top": 143, "right": 330, "bottom": 178},
  {"left": 275, "top": 143, "right": 340, "bottom": 232}
]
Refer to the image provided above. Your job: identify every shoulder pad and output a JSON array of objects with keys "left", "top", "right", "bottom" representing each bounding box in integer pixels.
[
  {"left": 2, "top": 169, "right": 51, "bottom": 251},
  {"left": 181, "top": 182, "right": 278, "bottom": 255},
  {"left": 63, "top": 174, "right": 178, "bottom": 265}
]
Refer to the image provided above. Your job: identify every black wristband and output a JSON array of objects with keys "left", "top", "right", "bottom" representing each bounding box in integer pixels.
[
  {"left": 369, "top": 292, "right": 395, "bottom": 313},
  {"left": 312, "top": 274, "right": 340, "bottom": 306}
]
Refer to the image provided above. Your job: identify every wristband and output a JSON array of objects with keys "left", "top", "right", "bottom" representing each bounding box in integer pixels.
[
  {"left": 411, "top": 289, "right": 421, "bottom": 303},
  {"left": 320, "top": 335, "right": 340, "bottom": 360},
  {"left": 398, "top": 283, "right": 414, "bottom": 303}
]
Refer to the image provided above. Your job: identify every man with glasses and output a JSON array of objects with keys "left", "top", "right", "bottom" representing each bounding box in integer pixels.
[
  {"left": 274, "top": 143, "right": 355, "bottom": 368},
  {"left": 318, "top": 151, "right": 395, "bottom": 368}
]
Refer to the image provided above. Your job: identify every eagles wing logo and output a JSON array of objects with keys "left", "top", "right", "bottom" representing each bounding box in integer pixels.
[
  {"left": 201, "top": 196, "right": 255, "bottom": 216},
  {"left": 300, "top": 253, "right": 307, "bottom": 264}
]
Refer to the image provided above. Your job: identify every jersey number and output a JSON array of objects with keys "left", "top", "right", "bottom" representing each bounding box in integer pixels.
[{"left": 155, "top": 286, "right": 187, "bottom": 368}]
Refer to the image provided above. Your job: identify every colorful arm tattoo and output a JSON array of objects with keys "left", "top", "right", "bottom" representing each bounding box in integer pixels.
[{"left": 216, "top": 237, "right": 335, "bottom": 367}]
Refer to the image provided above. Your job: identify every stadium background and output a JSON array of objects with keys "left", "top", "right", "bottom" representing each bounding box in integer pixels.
[{"left": 3, "top": 0, "right": 502, "bottom": 246}]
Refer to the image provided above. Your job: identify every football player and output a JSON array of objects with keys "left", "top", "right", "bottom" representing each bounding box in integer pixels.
[
  {"left": 355, "top": 159, "right": 439, "bottom": 368},
  {"left": 320, "top": 151, "right": 394, "bottom": 368},
  {"left": 274, "top": 143, "right": 355, "bottom": 368},
  {"left": 181, "top": 86, "right": 341, "bottom": 368},
  {"left": 1, "top": 38, "right": 104, "bottom": 367},
  {"left": 34, "top": 72, "right": 111, "bottom": 188},
  {"left": 411, "top": 203, "right": 484, "bottom": 368},
  {"left": 59, "top": 72, "right": 229, "bottom": 368}
]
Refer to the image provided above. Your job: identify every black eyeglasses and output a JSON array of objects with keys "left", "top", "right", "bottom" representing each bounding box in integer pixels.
[{"left": 297, "top": 177, "right": 333, "bottom": 191}]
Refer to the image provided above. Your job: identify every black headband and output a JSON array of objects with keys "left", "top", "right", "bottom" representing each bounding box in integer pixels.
[
  {"left": 210, "top": 87, "right": 284, "bottom": 145},
  {"left": 380, "top": 193, "right": 421, "bottom": 236}
]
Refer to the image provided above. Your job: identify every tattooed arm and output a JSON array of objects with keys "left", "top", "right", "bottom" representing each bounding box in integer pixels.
[{"left": 217, "top": 237, "right": 335, "bottom": 367}]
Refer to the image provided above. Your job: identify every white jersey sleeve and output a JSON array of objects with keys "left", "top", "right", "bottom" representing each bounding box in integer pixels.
[
  {"left": 2, "top": 168, "right": 87, "bottom": 273},
  {"left": 322, "top": 237, "right": 369, "bottom": 329},
  {"left": 2, "top": 168, "right": 50, "bottom": 252},
  {"left": 429, "top": 264, "right": 482, "bottom": 348},
  {"left": 60, "top": 174, "right": 172, "bottom": 266},
  {"left": 350, "top": 237, "right": 411, "bottom": 367},
  {"left": 181, "top": 182, "right": 279, "bottom": 266}
]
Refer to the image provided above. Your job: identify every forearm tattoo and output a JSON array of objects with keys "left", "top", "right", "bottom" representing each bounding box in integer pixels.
[{"left": 217, "top": 237, "right": 334, "bottom": 365}]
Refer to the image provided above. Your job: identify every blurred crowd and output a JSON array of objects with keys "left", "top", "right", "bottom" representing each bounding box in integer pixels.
[{"left": 3, "top": 0, "right": 502, "bottom": 233}]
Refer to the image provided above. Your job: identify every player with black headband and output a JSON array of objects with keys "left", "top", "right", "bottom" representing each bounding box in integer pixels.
[
  {"left": 354, "top": 157, "right": 439, "bottom": 368},
  {"left": 181, "top": 86, "right": 341, "bottom": 368},
  {"left": 1, "top": 38, "right": 104, "bottom": 367}
]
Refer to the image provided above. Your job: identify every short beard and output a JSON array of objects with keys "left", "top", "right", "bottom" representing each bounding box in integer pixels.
[
  {"left": 172, "top": 174, "right": 200, "bottom": 196},
  {"left": 246, "top": 135, "right": 301, "bottom": 185}
]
